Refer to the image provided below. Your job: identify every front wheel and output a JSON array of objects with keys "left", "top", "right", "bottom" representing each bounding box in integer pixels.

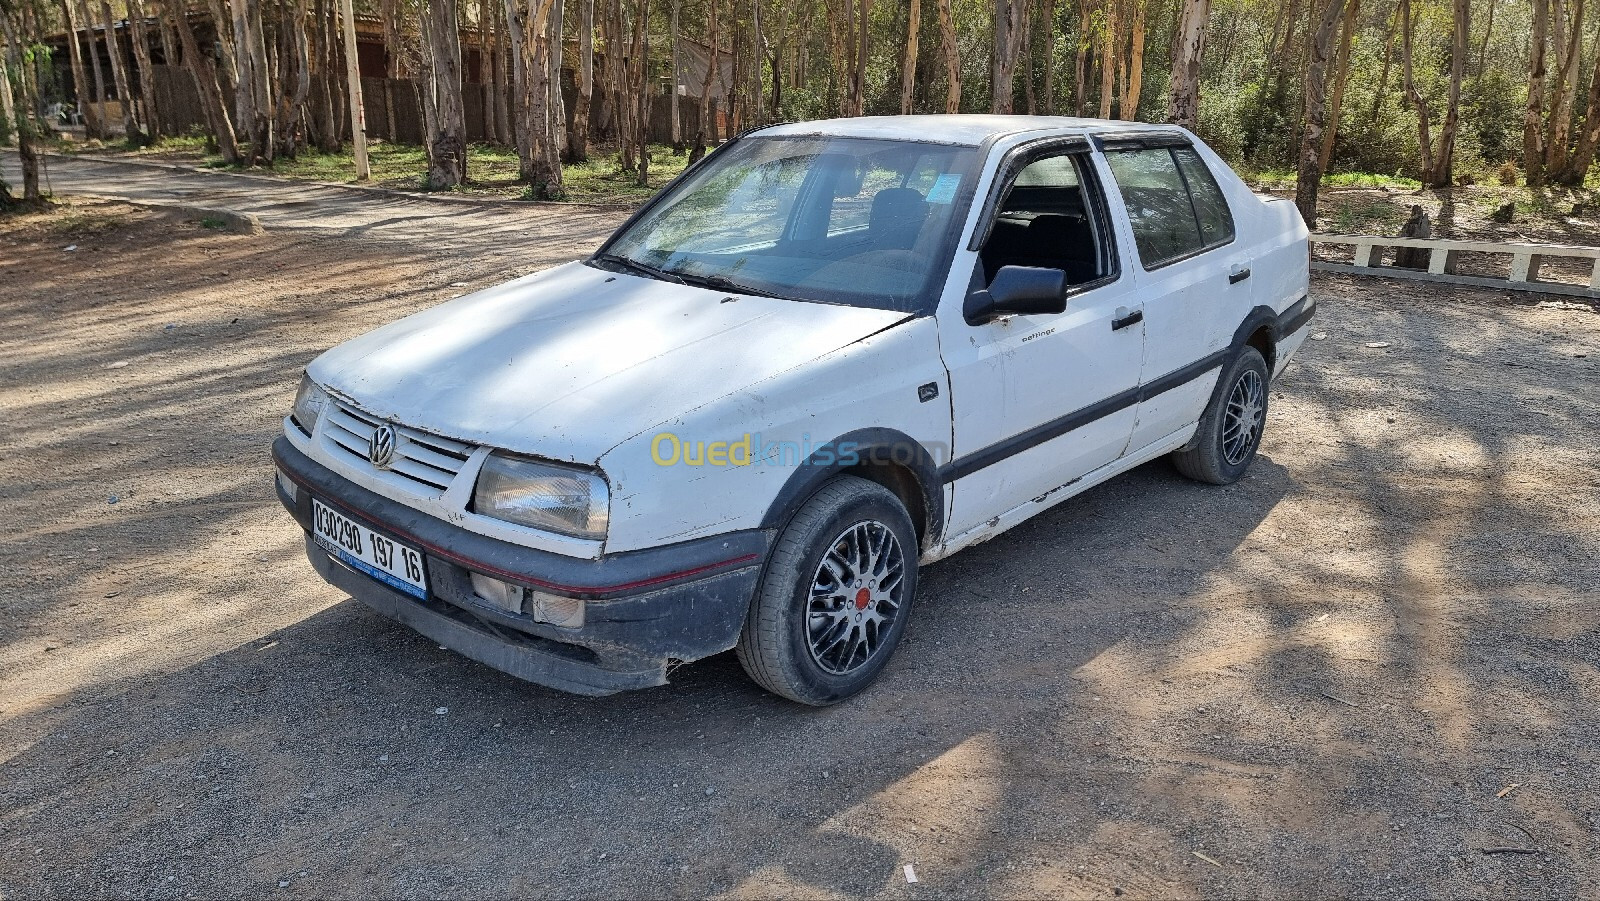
[
  {"left": 1171, "top": 346, "right": 1270, "bottom": 485},
  {"left": 736, "top": 476, "right": 919, "bottom": 705}
]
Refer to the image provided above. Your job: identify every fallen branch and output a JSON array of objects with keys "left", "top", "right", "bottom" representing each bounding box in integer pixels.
[
  {"left": 1321, "top": 690, "right": 1362, "bottom": 708},
  {"left": 1480, "top": 847, "right": 1540, "bottom": 855}
]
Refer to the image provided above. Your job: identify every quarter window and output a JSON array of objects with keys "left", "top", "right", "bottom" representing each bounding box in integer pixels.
[
  {"left": 1173, "top": 148, "right": 1235, "bottom": 248},
  {"left": 1105, "top": 147, "right": 1234, "bottom": 268}
]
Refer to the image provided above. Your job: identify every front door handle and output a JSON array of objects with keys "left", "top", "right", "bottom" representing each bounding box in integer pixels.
[
  {"left": 1112, "top": 308, "right": 1144, "bottom": 331},
  {"left": 1229, "top": 267, "right": 1252, "bottom": 284}
]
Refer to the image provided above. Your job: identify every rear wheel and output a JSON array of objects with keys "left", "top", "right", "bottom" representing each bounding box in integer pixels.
[
  {"left": 736, "top": 476, "right": 918, "bottom": 705},
  {"left": 1171, "top": 346, "right": 1270, "bottom": 485}
]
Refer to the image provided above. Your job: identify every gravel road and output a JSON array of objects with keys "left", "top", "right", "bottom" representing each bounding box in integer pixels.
[{"left": 1, "top": 172, "right": 1597, "bottom": 898}]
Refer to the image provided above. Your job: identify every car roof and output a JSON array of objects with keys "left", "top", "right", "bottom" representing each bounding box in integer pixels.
[{"left": 752, "top": 115, "right": 1184, "bottom": 147}]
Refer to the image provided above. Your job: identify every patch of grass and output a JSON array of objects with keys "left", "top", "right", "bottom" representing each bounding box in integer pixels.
[
  {"left": 1323, "top": 199, "right": 1407, "bottom": 234},
  {"left": 48, "top": 209, "right": 128, "bottom": 236},
  {"left": 1240, "top": 168, "right": 1424, "bottom": 191},
  {"left": 1324, "top": 172, "right": 1423, "bottom": 189},
  {"left": 558, "top": 145, "right": 692, "bottom": 203},
  {"left": 200, "top": 216, "right": 228, "bottom": 229}
]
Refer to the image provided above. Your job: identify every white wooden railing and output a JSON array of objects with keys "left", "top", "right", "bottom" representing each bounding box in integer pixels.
[{"left": 1311, "top": 234, "right": 1600, "bottom": 298}]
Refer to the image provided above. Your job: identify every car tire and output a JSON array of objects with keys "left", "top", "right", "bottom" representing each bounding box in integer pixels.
[
  {"left": 1171, "top": 346, "right": 1270, "bottom": 485},
  {"left": 736, "top": 475, "right": 919, "bottom": 705}
]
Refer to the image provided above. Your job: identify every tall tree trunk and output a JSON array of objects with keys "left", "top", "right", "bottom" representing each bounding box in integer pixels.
[
  {"left": 1558, "top": 30, "right": 1600, "bottom": 183},
  {"left": 494, "top": 0, "right": 513, "bottom": 141},
  {"left": 276, "top": 0, "right": 312, "bottom": 157},
  {"left": 380, "top": 0, "right": 399, "bottom": 144},
  {"left": 1040, "top": 0, "right": 1056, "bottom": 113},
  {"left": 1166, "top": 0, "right": 1208, "bottom": 129},
  {"left": 669, "top": 0, "right": 682, "bottom": 145},
  {"left": 1295, "top": 0, "right": 1347, "bottom": 225},
  {"left": 1369, "top": 0, "right": 1397, "bottom": 124},
  {"left": 0, "top": 8, "right": 42, "bottom": 201},
  {"left": 1096, "top": 0, "right": 1115, "bottom": 116},
  {"left": 689, "top": 0, "right": 719, "bottom": 162},
  {"left": 1072, "top": 0, "right": 1089, "bottom": 113},
  {"left": 570, "top": 0, "right": 594, "bottom": 159},
  {"left": 1317, "top": 0, "right": 1358, "bottom": 171},
  {"left": 1399, "top": 0, "right": 1434, "bottom": 176},
  {"left": 518, "top": 0, "right": 563, "bottom": 193},
  {"left": 1545, "top": 0, "right": 1584, "bottom": 174},
  {"left": 100, "top": 0, "right": 140, "bottom": 140},
  {"left": 1119, "top": 0, "right": 1145, "bottom": 118},
  {"left": 749, "top": 0, "right": 762, "bottom": 126},
  {"left": 505, "top": 0, "right": 532, "bottom": 170},
  {"left": 423, "top": 0, "right": 469, "bottom": 187},
  {"left": 1524, "top": 0, "right": 1549, "bottom": 185},
  {"left": 993, "top": 0, "right": 1025, "bottom": 113},
  {"left": 549, "top": 0, "right": 566, "bottom": 159},
  {"left": 59, "top": 0, "right": 103, "bottom": 139},
  {"left": 156, "top": 5, "right": 176, "bottom": 68},
  {"left": 0, "top": 44, "right": 15, "bottom": 146},
  {"left": 935, "top": 0, "right": 959, "bottom": 111},
  {"left": 128, "top": 0, "right": 162, "bottom": 140},
  {"left": 1475, "top": 0, "right": 1496, "bottom": 74},
  {"left": 625, "top": 0, "right": 652, "bottom": 185},
  {"left": 229, "top": 0, "right": 271, "bottom": 163},
  {"left": 77, "top": 0, "right": 110, "bottom": 137},
  {"left": 900, "top": 0, "right": 920, "bottom": 113},
  {"left": 1424, "top": 0, "right": 1466, "bottom": 187},
  {"left": 167, "top": 0, "right": 241, "bottom": 161},
  {"left": 852, "top": 0, "right": 868, "bottom": 115},
  {"left": 206, "top": 0, "right": 239, "bottom": 85},
  {"left": 481, "top": 0, "right": 498, "bottom": 143}
]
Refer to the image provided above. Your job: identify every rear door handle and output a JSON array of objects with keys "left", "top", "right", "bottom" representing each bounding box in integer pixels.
[
  {"left": 1229, "top": 267, "right": 1252, "bottom": 284},
  {"left": 1112, "top": 309, "right": 1144, "bottom": 331}
]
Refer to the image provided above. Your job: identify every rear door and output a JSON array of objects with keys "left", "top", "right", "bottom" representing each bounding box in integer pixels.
[{"left": 1100, "top": 138, "right": 1250, "bottom": 452}]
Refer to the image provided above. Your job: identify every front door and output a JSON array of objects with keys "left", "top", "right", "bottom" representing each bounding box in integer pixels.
[{"left": 939, "top": 146, "right": 1145, "bottom": 540}]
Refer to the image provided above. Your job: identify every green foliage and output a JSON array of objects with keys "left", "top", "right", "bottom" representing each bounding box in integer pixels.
[
  {"left": 1466, "top": 69, "right": 1522, "bottom": 167},
  {"left": 1237, "top": 78, "right": 1298, "bottom": 170}
]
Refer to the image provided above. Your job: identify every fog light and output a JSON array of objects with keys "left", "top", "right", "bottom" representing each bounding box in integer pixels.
[
  {"left": 276, "top": 469, "right": 297, "bottom": 502},
  {"left": 470, "top": 572, "right": 525, "bottom": 614},
  {"left": 529, "top": 591, "right": 585, "bottom": 629}
]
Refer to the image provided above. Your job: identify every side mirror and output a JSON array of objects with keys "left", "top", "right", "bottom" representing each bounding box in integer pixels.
[{"left": 963, "top": 265, "right": 1069, "bottom": 324}]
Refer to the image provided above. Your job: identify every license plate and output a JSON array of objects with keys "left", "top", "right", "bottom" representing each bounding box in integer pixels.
[{"left": 312, "top": 499, "right": 428, "bottom": 600}]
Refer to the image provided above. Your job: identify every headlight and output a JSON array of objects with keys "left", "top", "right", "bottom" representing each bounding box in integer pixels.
[
  {"left": 290, "top": 375, "right": 331, "bottom": 435},
  {"left": 472, "top": 453, "right": 609, "bottom": 539}
]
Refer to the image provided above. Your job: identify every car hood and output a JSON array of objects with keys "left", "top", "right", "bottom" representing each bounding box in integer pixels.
[{"left": 307, "top": 261, "right": 912, "bottom": 463}]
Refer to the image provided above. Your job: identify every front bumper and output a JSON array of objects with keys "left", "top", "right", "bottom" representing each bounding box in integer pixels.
[{"left": 273, "top": 436, "right": 769, "bottom": 695}]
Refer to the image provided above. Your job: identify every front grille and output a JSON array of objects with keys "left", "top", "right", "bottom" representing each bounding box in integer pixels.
[{"left": 323, "top": 400, "right": 475, "bottom": 492}]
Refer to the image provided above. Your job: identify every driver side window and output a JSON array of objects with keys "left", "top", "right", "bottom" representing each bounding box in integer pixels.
[{"left": 977, "top": 151, "right": 1113, "bottom": 289}]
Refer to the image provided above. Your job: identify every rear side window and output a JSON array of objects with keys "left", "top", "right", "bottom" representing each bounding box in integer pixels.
[{"left": 1105, "top": 147, "right": 1234, "bottom": 268}]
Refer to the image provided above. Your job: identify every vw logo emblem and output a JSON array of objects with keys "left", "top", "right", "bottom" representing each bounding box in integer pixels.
[{"left": 368, "top": 424, "right": 397, "bottom": 470}]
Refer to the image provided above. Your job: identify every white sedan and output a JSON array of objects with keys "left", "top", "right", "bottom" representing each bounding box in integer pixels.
[{"left": 274, "top": 115, "right": 1312, "bottom": 704}]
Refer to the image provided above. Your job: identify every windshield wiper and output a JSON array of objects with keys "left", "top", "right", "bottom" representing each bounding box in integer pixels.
[
  {"left": 592, "top": 253, "right": 687, "bottom": 285},
  {"left": 670, "top": 271, "right": 787, "bottom": 299}
]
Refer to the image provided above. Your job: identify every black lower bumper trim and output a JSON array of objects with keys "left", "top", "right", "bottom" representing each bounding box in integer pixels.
[{"left": 310, "top": 537, "right": 667, "bottom": 696}]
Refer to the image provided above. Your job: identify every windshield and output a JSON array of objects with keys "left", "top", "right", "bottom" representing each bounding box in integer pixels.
[{"left": 596, "top": 135, "right": 983, "bottom": 314}]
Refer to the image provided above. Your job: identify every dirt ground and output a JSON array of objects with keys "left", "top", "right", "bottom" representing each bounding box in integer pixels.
[{"left": 1, "top": 196, "right": 1598, "bottom": 899}]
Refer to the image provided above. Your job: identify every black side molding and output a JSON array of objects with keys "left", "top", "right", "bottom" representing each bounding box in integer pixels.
[{"left": 937, "top": 348, "right": 1229, "bottom": 484}]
